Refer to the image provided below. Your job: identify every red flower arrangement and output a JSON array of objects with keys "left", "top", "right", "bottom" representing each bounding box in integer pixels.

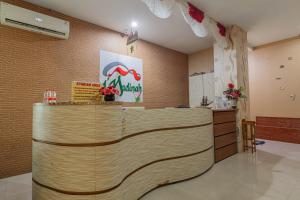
[
  {"left": 223, "top": 83, "right": 245, "bottom": 100},
  {"left": 100, "top": 86, "right": 120, "bottom": 96}
]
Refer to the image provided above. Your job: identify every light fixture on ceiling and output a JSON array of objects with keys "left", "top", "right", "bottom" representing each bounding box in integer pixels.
[
  {"left": 131, "top": 21, "right": 138, "bottom": 28},
  {"left": 127, "top": 21, "right": 139, "bottom": 48}
]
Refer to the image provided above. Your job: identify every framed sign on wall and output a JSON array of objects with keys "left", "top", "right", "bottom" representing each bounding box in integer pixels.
[{"left": 100, "top": 50, "right": 143, "bottom": 103}]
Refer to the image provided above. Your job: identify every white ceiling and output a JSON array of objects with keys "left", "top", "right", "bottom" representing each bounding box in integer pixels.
[{"left": 24, "top": 0, "right": 300, "bottom": 54}]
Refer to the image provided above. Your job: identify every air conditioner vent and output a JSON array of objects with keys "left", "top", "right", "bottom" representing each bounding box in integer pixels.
[
  {"left": 5, "top": 18, "right": 66, "bottom": 36},
  {"left": 0, "top": 2, "right": 70, "bottom": 39}
]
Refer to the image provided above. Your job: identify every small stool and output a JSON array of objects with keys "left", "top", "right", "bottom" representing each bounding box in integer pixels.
[{"left": 242, "top": 119, "right": 256, "bottom": 153}]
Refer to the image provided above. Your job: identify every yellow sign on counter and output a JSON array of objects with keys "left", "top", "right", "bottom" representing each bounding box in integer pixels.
[{"left": 71, "top": 81, "right": 101, "bottom": 102}]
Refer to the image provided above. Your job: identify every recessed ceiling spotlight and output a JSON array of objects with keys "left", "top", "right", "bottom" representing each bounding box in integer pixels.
[{"left": 131, "top": 21, "right": 138, "bottom": 28}]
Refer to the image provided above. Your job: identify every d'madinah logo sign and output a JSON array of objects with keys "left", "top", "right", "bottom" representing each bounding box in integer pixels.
[{"left": 100, "top": 50, "right": 143, "bottom": 102}]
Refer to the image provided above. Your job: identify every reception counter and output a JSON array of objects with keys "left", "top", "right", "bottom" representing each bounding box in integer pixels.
[{"left": 32, "top": 103, "right": 214, "bottom": 200}]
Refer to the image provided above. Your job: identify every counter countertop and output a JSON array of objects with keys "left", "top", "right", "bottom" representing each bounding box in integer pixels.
[
  {"left": 34, "top": 101, "right": 122, "bottom": 106},
  {"left": 212, "top": 108, "right": 237, "bottom": 112}
]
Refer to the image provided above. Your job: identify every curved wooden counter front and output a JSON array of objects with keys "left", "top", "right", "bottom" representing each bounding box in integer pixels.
[{"left": 32, "top": 104, "right": 214, "bottom": 200}]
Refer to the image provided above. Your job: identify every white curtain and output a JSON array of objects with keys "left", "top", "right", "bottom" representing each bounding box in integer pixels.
[
  {"left": 207, "top": 17, "right": 229, "bottom": 49},
  {"left": 177, "top": 0, "right": 208, "bottom": 38},
  {"left": 142, "top": 0, "right": 176, "bottom": 19},
  {"left": 142, "top": 0, "right": 229, "bottom": 48}
]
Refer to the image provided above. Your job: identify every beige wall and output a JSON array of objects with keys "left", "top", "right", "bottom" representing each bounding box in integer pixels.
[
  {"left": 190, "top": 38, "right": 300, "bottom": 121},
  {"left": 188, "top": 48, "right": 214, "bottom": 75},
  {"left": 0, "top": 0, "right": 189, "bottom": 178},
  {"left": 249, "top": 37, "right": 300, "bottom": 120}
]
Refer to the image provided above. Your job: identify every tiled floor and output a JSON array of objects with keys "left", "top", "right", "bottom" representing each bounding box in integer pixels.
[
  {"left": 0, "top": 173, "right": 31, "bottom": 200},
  {"left": 1, "top": 140, "right": 299, "bottom": 200}
]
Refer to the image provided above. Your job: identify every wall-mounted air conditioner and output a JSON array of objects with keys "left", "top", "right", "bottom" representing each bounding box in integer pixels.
[{"left": 0, "top": 2, "right": 69, "bottom": 39}]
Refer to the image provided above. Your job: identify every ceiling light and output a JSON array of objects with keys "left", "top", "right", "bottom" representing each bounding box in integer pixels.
[{"left": 131, "top": 21, "right": 138, "bottom": 28}]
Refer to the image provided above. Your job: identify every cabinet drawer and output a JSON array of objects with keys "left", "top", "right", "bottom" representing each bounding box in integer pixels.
[
  {"left": 215, "top": 132, "right": 237, "bottom": 149},
  {"left": 214, "top": 122, "right": 236, "bottom": 136},
  {"left": 213, "top": 111, "right": 236, "bottom": 124},
  {"left": 215, "top": 143, "right": 237, "bottom": 162}
]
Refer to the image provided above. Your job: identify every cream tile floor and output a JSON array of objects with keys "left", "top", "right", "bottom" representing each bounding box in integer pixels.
[
  {"left": 0, "top": 173, "right": 31, "bottom": 200},
  {"left": 0, "top": 140, "right": 299, "bottom": 200}
]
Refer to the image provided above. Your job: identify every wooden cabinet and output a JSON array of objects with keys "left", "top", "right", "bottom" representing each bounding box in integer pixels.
[{"left": 213, "top": 110, "right": 237, "bottom": 162}]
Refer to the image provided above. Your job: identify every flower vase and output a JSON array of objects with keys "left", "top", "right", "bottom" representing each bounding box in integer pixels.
[
  {"left": 104, "top": 94, "right": 115, "bottom": 102},
  {"left": 228, "top": 99, "right": 237, "bottom": 109}
]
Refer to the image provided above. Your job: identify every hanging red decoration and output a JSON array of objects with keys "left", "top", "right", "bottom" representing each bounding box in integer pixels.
[
  {"left": 217, "top": 22, "right": 226, "bottom": 37},
  {"left": 187, "top": 2, "right": 204, "bottom": 23},
  {"left": 143, "top": 0, "right": 229, "bottom": 48}
]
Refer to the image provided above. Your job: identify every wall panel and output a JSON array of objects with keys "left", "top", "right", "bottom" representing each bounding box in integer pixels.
[{"left": 0, "top": 0, "right": 189, "bottom": 178}]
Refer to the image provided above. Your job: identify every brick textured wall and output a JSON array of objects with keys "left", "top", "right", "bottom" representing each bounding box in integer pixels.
[
  {"left": 0, "top": 0, "right": 189, "bottom": 178},
  {"left": 256, "top": 117, "right": 300, "bottom": 144}
]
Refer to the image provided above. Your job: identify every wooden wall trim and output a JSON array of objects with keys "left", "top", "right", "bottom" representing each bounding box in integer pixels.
[{"left": 256, "top": 116, "right": 300, "bottom": 144}]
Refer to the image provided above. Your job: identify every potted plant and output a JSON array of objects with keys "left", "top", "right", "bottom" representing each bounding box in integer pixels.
[
  {"left": 100, "top": 86, "right": 120, "bottom": 102},
  {"left": 223, "top": 83, "right": 246, "bottom": 109}
]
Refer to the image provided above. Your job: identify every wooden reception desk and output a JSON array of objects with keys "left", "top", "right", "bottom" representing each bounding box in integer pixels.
[{"left": 32, "top": 103, "right": 214, "bottom": 200}]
